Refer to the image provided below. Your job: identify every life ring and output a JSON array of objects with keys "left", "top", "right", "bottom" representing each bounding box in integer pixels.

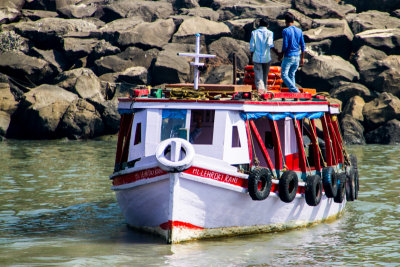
[
  {"left": 334, "top": 172, "right": 346, "bottom": 203},
  {"left": 305, "top": 174, "right": 322, "bottom": 206},
  {"left": 278, "top": 170, "right": 298, "bottom": 203},
  {"left": 248, "top": 168, "right": 272, "bottom": 201},
  {"left": 322, "top": 167, "right": 338, "bottom": 198},
  {"left": 155, "top": 138, "right": 195, "bottom": 173}
]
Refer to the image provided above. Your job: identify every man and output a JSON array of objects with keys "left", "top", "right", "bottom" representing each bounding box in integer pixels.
[
  {"left": 249, "top": 18, "right": 278, "bottom": 93},
  {"left": 279, "top": 13, "right": 305, "bottom": 93}
]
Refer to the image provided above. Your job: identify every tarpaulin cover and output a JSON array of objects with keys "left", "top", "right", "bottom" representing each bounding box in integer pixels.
[
  {"left": 162, "top": 109, "right": 187, "bottom": 119},
  {"left": 240, "top": 111, "right": 324, "bottom": 121}
]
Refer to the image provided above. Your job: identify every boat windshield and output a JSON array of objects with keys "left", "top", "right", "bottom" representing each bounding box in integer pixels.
[{"left": 161, "top": 109, "right": 187, "bottom": 141}]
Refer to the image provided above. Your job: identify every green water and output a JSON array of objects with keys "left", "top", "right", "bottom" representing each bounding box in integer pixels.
[{"left": 0, "top": 139, "right": 399, "bottom": 266}]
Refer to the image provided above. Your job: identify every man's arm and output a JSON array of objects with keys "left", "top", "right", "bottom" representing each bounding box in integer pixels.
[{"left": 299, "top": 32, "right": 306, "bottom": 66}]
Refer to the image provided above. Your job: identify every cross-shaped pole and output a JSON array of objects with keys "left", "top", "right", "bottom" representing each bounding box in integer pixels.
[{"left": 178, "top": 33, "right": 216, "bottom": 90}]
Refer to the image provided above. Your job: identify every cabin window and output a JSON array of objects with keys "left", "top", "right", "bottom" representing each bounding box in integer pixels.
[
  {"left": 134, "top": 123, "right": 141, "bottom": 145},
  {"left": 264, "top": 131, "right": 274, "bottom": 149},
  {"left": 232, "top": 125, "right": 241, "bottom": 147},
  {"left": 161, "top": 109, "right": 187, "bottom": 141},
  {"left": 190, "top": 109, "right": 214, "bottom": 144}
]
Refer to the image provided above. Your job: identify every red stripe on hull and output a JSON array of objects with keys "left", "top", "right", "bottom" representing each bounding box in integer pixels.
[
  {"left": 112, "top": 167, "right": 168, "bottom": 186},
  {"left": 160, "top": 220, "right": 204, "bottom": 230}
]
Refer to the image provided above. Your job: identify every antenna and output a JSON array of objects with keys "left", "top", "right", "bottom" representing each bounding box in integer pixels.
[{"left": 178, "top": 33, "right": 216, "bottom": 90}]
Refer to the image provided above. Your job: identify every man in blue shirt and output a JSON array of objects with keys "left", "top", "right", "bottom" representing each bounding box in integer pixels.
[
  {"left": 279, "top": 13, "right": 305, "bottom": 93},
  {"left": 249, "top": 18, "right": 278, "bottom": 93}
]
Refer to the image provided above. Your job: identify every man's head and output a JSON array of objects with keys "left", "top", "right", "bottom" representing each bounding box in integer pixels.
[
  {"left": 259, "top": 18, "right": 269, "bottom": 28},
  {"left": 284, "top": 13, "right": 295, "bottom": 26}
]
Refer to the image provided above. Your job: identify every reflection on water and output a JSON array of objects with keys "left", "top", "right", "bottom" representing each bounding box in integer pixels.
[{"left": 0, "top": 140, "right": 399, "bottom": 266}]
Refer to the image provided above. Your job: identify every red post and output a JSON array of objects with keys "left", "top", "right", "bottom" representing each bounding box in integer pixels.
[
  {"left": 321, "top": 114, "right": 333, "bottom": 166},
  {"left": 245, "top": 120, "right": 253, "bottom": 166},
  {"left": 269, "top": 120, "right": 283, "bottom": 171},
  {"left": 293, "top": 119, "right": 307, "bottom": 173}
]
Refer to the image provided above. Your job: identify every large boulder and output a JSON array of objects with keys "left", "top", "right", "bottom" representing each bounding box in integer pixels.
[
  {"left": 0, "top": 51, "right": 54, "bottom": 84},
  {"left": 180, "top": 7, "right": 219, "bottom": 21},
  {"left": 224, "top": 18, "right": 255, "bottom": 41},
  {"left": 99, "top": 16, "right": 144, "bottom": 42},
  {"left": 57, "top": 2, "right": 97, "bottom": 18},
  {"left": 0, "top": 0, "right": 25, "bottom": 24},
  {"left": 62, "top": 37, "right": 101, "bottom": 59},
  {"left": 359, "top": 55, "right": 400, "bottom": 97},
  {"left": 353, "top": 28, "right": 400, "bottom": 54},
  {"left": 8, "top": 84, "right": 78, "bottom": 139},
  {"left": 342, "top": 95, "right": 365, "bottom": 122},
  {"left": 58, "top": 98, "right": 104, "bottom": 139},
  {"left": 117, "top": 18, "right": 176, "bottom": 49},
  {"left": 342, "top": 0, "right": 400, "bottom": 13},
  {"left": 204, "top": 65, "right": 233, "bottom": 84},
  {"left": 362, "top": 92, "right": 400, "bottom": 130},
  {"left": 116, "top": 66, "right": 148, "bottom": 85},
  {"left": 208, "top": 37, "right": 250, "bottom": 71},
  {"left": 340, "top": 114, "right": 366, "bottom": 145},
  {"left": 330, "top": 82, "right": 374, "bottom": 106},
  {"left": 98, "top": 0, "right": 174, "bottom": 23},
  {"left": 12, "top": 18, "right": 98, "bottom": 49},
  {"left": 304, "top": 19, "right": 354, "bottom": 59},
  {"left": 30, "top": 47, "right": 70, "bottom": 74},
  {"left": 365, "top": 119, "right": 400, "bottom": 144},
  {"left": 351, "top": 45, "right": 387, "bottom": 72},
  {"left": 346, "top": 11, "right": 400, "bottom": 35},
  {"left": 56, "top": 68, "right": 104, "bottom": 101},
  {"left": 92, "top": 98, "right": 120, "bottom": 135},
  {"left": 151, "top": 43, "right": 195, "bottom": 85},
  {"left": 299, "top": 54, "right": 360, "bottom": 91},
  {"left": 293, "top": 0, "right": 356, "bottom": 19},
  {"left": 21, "top": 9, "right": 59, "bottom": 21},
  {"left": 0, "top": 75, "right": 18, "bottom": 136},
  {"left": 172, "top": 16, "right": 231, "bottom": 44}
]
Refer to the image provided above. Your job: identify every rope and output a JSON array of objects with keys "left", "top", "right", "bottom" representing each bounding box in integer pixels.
[
  {"left": 307, "top": 118, "right": 327, "bottom": 168},
  {"left": 323, "top": 116, "right": 338, "bottom": 167},
  {"left": 301, "top": 119, "right": 313, "bottom": 176}
]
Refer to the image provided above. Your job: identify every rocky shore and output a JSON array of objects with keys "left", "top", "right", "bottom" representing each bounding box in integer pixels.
[{"left": 0, "top": 0, "right": 399, "bottom": 144}]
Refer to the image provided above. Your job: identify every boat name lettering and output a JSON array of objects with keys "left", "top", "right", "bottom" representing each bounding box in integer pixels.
[
  {"left": 191, "top": 168, "right": 239, "bottom": 184},
  {"left": 134, "top": 168, "right": 165, "bottom": 179}
]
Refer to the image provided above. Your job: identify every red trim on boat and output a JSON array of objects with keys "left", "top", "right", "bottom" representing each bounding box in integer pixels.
[
  {"left": 184, "top": 166, "right": 248, "bottom": 188},
  {"left": 160, "top": 220, "right": 204, "bottom": 230},
  {"left": 112, "top": 167, "right": 168, "bottom": 186}
]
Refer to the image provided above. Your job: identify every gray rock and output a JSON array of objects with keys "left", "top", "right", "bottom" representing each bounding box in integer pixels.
[
  {"left": 340, "top": 114, "right": 366, "bottom": 145},
  {"left": 351, "top": 45, "right": 387, "bottom": 72},
  {"left": 117, "top": 66, "right": 148, "bottom": 85},
  {"left": 0, "top": 51, "right": 54, "bottom": 85},
  {"left": 353, "top": 28, "right": 400, "bottom": 54},
  {"left": 172, "top": 16, "right": 231, "bottom": 44},
  {"left": 117, "top": 18, "right": 176, "bottom": 49},
  {"left": 57, "top": 3, "right": 97, "bottom": 18},
  {"left": 180, "top": 7, "right": 219, "bottom": 21},
  {"left": 99, "top": 16, "right": 144, "bottom": 41},
  {"left": 63, "top": 37, "right": 100, "bottom": 59},
  {"left": 293, "top": 0, "right": 356, "bottom": 19},
  {"left": 393, "top": 9, "right": 400, "bottom": 18},
  {"left": 224, "top": 18, "right": 255, "bottom": 41},
  {"left": 362, "top": 92, "right": 400, "bottom": 130},
  {"left": 342, "top": 95, "right": 365, "bottom": 122},
  {"left": 173, "top": 0, "right": 200, "bottom": 9},
  {"left": 285, "top": 9, "right": 313, "bottom": 31},
  {"left": 299, "top": 54, "right": 360, "bottom": 91},
  {"left": 30, "top": 47, "right": 70, "bottom": 74},
  {"left": 92, "top": 98, "right": 120, "bottom": 134},
  {"left": 330, "top": 82, "right": 374, "bottom": 106},
  {"left": 304, "top": 19, "right": 354, "bottom": 59},
  {"left": 343, "top": 0, "right": 400, "bottom": 13},
  {"left": 365, "top": 119, "right": 400, "bottom": 144},
  {"left": 346, "top": 10, "right": 400, "bottom": 35},
  {"left": 58, "top": 98, "right": 104, "bottom": 139},
  {"left": 208, "top": 37, "right": 250, "bottom": 71},
  {"left": 21, "top": 9, "right": 59, "bottom": 21},
  {"left": 0, "top": 78, "right": 18, "bottom": 136},
  {"left": 0, "top": 0, "right": 25, "bottom": 24},
  {"left": 204, "top": 65, "right": 233, "bottom": 84},
  {"left": 216, "top": 1, "right": 289, "bottom": 21}
]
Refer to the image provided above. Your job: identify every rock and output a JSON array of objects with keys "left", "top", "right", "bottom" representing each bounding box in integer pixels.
[
  {"left": 92, "top": 98, "right": 120, "bottom": 134},
  {"left": 204, "top": 65, "right": 233, "bottom": 84},
  {"left": 306, "top": 39, "right": 332, "bottom": 56},
  {"left": 21, "top": 9, "right": 59, "bottom": 21},
  {"left": 0, "top": 51, "right": 54, "bottom": 85},
  {"left": 62, "top": 37, "right": 100, "bottom": 59},
  {"left": 12, "top": 18, "right": 98, "bottom": 49},
  {"left": 365, "top": 119, "right": 400, "bottom": 144},
  {"left": 8, "top": 84, "right": 78, "bottom": 139},
  {"left": 173, "top": 0, "right": 200, "bottom": 9},
  {"left": 0, "top": 76, "right": 18, "bottom": 136},
  {"left": 293, "top": 0, "right": 356, "bottom": 19},
  {"left": 359, "top": 55, "right": 400, "bottom": 97},
  {"left": 57, "top": 3, "right": 97, "bottom": 18},
  {"left": 340, "top": 114, "right": 366, "bottom": 145},
  {"left": 215, "top": 1, "right": 289, "bottom": 21},
  {"left": 117, "top": 18, "right": 176, "bottom": 49},
  {"left": 99, "top": 0, "right": 174, "bottom": 23},
  {"left": 353, "top": 28, "right": 400, "bottom": 54},
  {"left": 30, "top": 47, "right": 70, "bottom": 74},
  {"left": 172, "top": 16, "right": 231, "bottom": 44},
  {"left": 117, "top": 66, "right": 148, "bottom": 85},
  {"left": 58, "top": 98, "right": 104, "bottom": 139},
  {"left": 224, "top": 18, "right": 255, "bottom": 41},
  {"left": 304, "top": 19, "right": 354, "bottom": 59},
  {"left": 362, "top": 92, "right": 400, "bottom": 130},
  {"left": 208, "top": 37, "right": 250, "bottom": 71},
  {"left": 90, "top": 39, "right": 120, "bottom": 60},
  {"left": 342, "top": 95, "right": 365, "bottom": 121},
  {"left": 99, "top": 16, "right": 144, "bottom": 42},
  {"left": 0, "top": 0, "right": 25, "bottom": 24},
  {"left": 343, "top": 0, "right": 400, "bottom": 13},
  {"left": 299, "top": 54, "right": 360, "bottom": 91},
  {"left": 151, "top": 43, "right": 195, "bottom": 85},
  {"left": 351, "top": 45, "right": 387, "bottom": 72},
  {"left": 330, "top": 82, "right": 374, "bottom": 105},
  {"left": 346, "top": 10, "right": 400, "bottom": 35},
  {"left": 56, "top": 68, "right": 104, "bottom": 100},
  {"left": 393, "top": 9, "right": 400, "bottom": 18},
  {"left": 285, "top": 9, "right": 313, "bottom": 31},
  {"left": 94, "top": 47, "right": 159, "bottom": 76},
  {"left": 0, "top": 31, "right": 30, "bottom": 54},
  {"left": 23, "top": 0, "right": 56, "bottom": 11},
  {"left": 180, "top": 7, "right": 219, "bottom": 21}
]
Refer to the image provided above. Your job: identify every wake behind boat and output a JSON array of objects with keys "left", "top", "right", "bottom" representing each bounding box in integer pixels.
[{"left": 109, "top": 34, "right": 359, "bottom": 243}]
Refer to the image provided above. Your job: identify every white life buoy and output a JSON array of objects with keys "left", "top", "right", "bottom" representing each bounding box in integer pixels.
[{"left": 156, "top": 138, "right": 195, "bottom": 173}]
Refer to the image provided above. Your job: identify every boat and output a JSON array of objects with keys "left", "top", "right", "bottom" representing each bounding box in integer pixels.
[{"left": 109, "top": 34, "right": 359, "bottom": 243}]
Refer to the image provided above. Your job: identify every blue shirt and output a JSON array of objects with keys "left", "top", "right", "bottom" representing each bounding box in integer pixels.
[
  {"left": 249, "top": 27, "right": 274, "bottom": 63},
  {"left": 281, "top": 25, "right": 305, "bottom": 57}
]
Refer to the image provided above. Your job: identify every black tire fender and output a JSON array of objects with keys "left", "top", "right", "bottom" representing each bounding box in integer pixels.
[
  {"left": 346, "top": 167, "right": 356, "bottom": 201},
  {"left": 305, "top": 174, "right": 322, "bottom": 206},
  {"left": 334, "top": 172, "right": 346, "bottom": 203},
  {"left": 278, "top": 170, "right": 298, "bottom": 203},
  {"left": 322, "top": 167, "right": 338, "bottom": 198},
  {"left": 248, "top": 168, "right": 272, "bottom": 201}
]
